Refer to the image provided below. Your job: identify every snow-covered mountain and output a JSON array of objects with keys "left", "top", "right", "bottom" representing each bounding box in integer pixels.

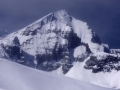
[
  {"left": 0, "top": 58, "right": 114, "bottom": 90},
  {"left": 0, "top": 10, "right": 120, "bottom": 89},
  {"left": 0, "top": 10, "right": 104, "bottom": 70}
]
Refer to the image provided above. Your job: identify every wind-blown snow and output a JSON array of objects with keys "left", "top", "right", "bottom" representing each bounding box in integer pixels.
[
  {"left": 0, "top": 58, "right": 114, "bottom": 90},
  {"left": 71, "top": 18, "right": 104, "bottom": 52}
]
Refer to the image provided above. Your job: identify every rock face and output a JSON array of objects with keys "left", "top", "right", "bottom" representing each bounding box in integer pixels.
[
  {"left": 85, "top": 55, "right": 120, "bottom": 73},
  {"left": 0, "top": 10, "right": 119, "bottom": 74}
]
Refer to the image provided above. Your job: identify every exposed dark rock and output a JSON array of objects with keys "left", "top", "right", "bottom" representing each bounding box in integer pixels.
[
  {"left": 104, "top": 46, "right": 110, "bottom": 53},
  {"left": 4, "top": 45, "right": 20, "bottom": 58},
  {"left": 91, "top": 32, "right": 101, "bottom": 44},
  {"left": 84, "top": 55, "right": 120, "bottom": 73},
  {"left": 81, "top": 43, "right": 91, "bottom": 53},
  {"left": 38, "top": 61, "right": 61, "bottom": 71},
  {"left": 16, "top": 49, "right": 25, "bottom": 64},
  {"left": 62, "top": 64, "right": 73, "bottom": 74},
  {"left": 67, "top": 30, "right": 81, "bottom": 49},
  {"left": 34, "top": 44, "right": 72, "bottom": 72},
  {"left": 22, "top": 27, "right": 38, "bottom": 36},
  {"left": 0, "top": 37, "right": 26, "bottom": 65},
  {"left": 12, "top": 36, "right": 20, "bottom": 46}
]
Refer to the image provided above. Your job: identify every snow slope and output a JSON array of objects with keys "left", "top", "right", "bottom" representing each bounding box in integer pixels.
[
  {"left": 0, "top": 58, "right": 115, "bottom": 90},
  {"left": 66, "top": 60, "right": 120, "bottom": 89}
]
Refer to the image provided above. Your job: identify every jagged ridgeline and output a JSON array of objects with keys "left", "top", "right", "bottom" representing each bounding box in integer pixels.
[{"left": 0, "top": 10, "right": 120, "bottom": 74}]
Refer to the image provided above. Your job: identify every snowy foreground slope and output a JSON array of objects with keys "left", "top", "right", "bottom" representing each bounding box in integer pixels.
[
  {"left": 65, "top": 61, "right": 120, "bottom": 89},
  {"left": 0, "top": 58, "right": 114, "bottom": 90}
]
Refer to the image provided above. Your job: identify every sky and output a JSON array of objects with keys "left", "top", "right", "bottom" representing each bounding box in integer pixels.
[{"left": 0, "top": 0, "right": 120, "bottom": 48}]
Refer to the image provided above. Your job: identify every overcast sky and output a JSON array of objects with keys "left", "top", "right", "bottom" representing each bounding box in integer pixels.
[{"left": 0, "top": 0, "right": 120, "bottom": 48}]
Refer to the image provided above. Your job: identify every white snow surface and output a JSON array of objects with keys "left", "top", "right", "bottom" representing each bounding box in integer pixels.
[
  {"left": 74, "top": 45, "right": 86, "bottom": 58},
  {"left": 65, "top": 61, "right": 120, "bottom": 89},
  {"left": 0, "top": 58, "right": 114, "bottom": 90}
]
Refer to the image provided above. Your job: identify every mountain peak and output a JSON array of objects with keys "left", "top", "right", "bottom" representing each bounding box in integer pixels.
[
  {"left": 53, "top": 10, "right": 68, "bottom": 14},
  {"left": 0, "top": 9, "right": 114, "bottom": 74},
  {"left": 53, "top": 9, "right": 70, "bottom": 17},
  {"left": 19, "top": 10, "right": 72, "bottom": 33}
]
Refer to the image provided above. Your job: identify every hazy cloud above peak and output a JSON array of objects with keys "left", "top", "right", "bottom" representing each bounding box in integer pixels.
[{"left": 0, "top": 0, "right": 120, "bottom": 48}]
